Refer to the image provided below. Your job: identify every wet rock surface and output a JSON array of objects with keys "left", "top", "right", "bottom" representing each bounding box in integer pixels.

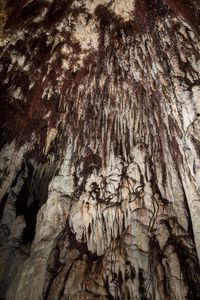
[{"left": 0, "top": 0, "right": 200, "bottom": 299}]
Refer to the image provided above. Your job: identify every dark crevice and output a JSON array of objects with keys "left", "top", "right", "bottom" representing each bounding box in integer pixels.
[
  {"left": 169, "top": 236, "right": 200, "bottom": 300},
  {"left": 14, "top": 160, "right": 56, "bottom": 244}
]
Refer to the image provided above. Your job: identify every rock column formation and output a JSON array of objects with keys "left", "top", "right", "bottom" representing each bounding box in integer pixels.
[{"left": 0, "top": 0, "right": 200, "bottom": 299}]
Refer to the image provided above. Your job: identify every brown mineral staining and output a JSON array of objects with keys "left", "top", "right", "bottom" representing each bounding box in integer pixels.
[
  {"left": 0, "top": 0, "right": 197, "bottom": 157},
  {"left": 163, "top": 0, "right": 199, "bottom": 31},
  {"left": 0, "top": 0, "right": 7, "bottom": 39},
  {"left": 0, "top": 0, "right": 36, "bottom": 35}
]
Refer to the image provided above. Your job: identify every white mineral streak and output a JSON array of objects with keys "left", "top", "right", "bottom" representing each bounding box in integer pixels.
[
  {"left": 72, "top": 0, "right": 135, "bottom": 54},
  {"left": 82, "top": 0, "right": 135, "bottom": 21},
  {"left": 110, "top": 0, "right": 135, "bottom": 21},
  {"left": 44, "top": 127, "right": 58, "bottom": 155},
  {"left": 73, "top": 14, "right": 99, "bottom": 51}
]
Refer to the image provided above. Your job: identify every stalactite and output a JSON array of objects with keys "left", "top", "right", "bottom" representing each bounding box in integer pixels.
[{"left": 0, "top": 0, "right": 200, "bottom": 299}]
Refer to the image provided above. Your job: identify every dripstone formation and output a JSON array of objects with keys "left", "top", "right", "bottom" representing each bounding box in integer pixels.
[{"left": 0, "top": 1, "right": 200, "bottom": 299}]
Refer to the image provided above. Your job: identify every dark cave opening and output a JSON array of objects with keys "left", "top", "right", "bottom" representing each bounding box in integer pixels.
[
  {"left": 21, "top": 194, "right": 39, "bottom": 244},
  {"left": 15, "top": 161, "right": 38, "bottom": 243}
]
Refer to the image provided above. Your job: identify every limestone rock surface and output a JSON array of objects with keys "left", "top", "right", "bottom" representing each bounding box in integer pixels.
[{"left": 0, "top": 0, "right": 200, "bottom": 299}]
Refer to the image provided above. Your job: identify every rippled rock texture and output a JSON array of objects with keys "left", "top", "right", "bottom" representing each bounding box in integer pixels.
[{"left": 0, "top": 0, "right": 200, "bottom": 299}]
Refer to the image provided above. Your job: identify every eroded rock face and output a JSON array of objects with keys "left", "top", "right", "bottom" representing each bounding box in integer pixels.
[{"left": 0, "top": 0, "right": 200, "bottom": 299}]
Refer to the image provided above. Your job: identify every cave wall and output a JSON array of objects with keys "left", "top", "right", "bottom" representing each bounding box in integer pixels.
[{"left": 0, "top": 0, "right": 200, "bottom": 299}]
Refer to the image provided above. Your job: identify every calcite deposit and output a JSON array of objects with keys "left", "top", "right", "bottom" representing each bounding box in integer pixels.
[{"left": 0, "top": 0, "right": 200, "bottom": 299}]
